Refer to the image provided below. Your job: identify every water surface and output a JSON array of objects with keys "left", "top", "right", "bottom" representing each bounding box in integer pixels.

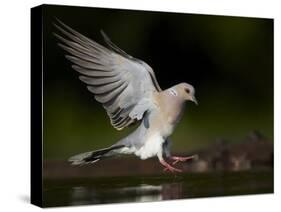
[{"left": 43, "top": 170, "right": 273, "bottom": 207}]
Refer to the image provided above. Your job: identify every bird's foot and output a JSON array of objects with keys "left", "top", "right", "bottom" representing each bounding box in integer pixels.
[
  {"left": 171, "top": 154, "right": 198, "bottom": 165},
  {"left": 160, "top": 159, "right": 182, "bottom": 173}
]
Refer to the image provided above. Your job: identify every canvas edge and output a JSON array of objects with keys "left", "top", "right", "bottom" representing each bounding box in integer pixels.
[{"left": 31, "top": 4, "right": 43, "bottom": 208}]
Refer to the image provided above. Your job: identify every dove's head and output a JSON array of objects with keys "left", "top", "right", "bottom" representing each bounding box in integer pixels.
[{"left": 174, "top": 83, "right": 198, "bottom": 105}]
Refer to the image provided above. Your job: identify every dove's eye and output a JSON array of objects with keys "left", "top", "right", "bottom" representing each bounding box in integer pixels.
[{"left": 184, "top": 88, "right": 190, "bottom": 94}]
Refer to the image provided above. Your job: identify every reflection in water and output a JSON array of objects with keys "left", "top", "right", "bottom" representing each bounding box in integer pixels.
[
  {"left": 71, "top": 186, "right": 95, "bottom": 206},
  {"left": 123, "top": 184, "right": 162, "bottom": 202},
  {"left": 121, "top": 184, "right": 162, "bottom": 202},
  {"left": 70, "top": 182, "right": 184, "bottom": 204},
  {"left": 162, "top": 183, "right": 183, "bottom": 200},
  {"left": 43, "top": 171, "right": 273, "bottom": 207}
]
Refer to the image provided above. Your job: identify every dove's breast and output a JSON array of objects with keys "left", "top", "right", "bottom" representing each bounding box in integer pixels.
[{"left": 150, "top": 92, "right": 186, "bottom": 138}]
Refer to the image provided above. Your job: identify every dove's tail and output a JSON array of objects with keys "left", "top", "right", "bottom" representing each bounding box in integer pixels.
[{"left": 68, "top": 145, "right": 125, "bottom": 165}]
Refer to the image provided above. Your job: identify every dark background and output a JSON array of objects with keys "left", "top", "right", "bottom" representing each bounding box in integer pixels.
[{"left": 43, "top": 5, "right": 273, "bottom": 160}]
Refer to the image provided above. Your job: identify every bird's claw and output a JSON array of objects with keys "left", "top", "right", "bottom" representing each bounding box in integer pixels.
[
  {"left": 171, "top": 155, "right": 198, "bottom": 165},
  {"left": 163, "top": 166, "right": 182, "bottom": 173},
  {"left": 160, "top": 160, "right": 182, "bottom": 173}
]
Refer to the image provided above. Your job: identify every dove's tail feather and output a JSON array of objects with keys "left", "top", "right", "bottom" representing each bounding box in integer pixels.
[{"left": 68, "top": 145, "right": 125, "bottom": 165}]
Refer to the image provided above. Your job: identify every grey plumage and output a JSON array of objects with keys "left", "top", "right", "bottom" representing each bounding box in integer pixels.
[
  {"left": 68, "top": 145, "right": 125, "bottom": 165},
  {"left": 54, "top": 20, "right": 198, "bottom": 172},
  {"left": 54, "top": 19, "right": 159, "bottom": 131}
]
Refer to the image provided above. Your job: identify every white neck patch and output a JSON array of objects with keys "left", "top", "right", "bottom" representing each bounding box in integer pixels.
[{"left": 168, "top": 88, "right": 178, "bottom": 96}]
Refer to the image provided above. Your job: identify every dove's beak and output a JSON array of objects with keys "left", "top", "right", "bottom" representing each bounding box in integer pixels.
[{"left": 191, "top": 96, "right": 198, "bottom": 105}]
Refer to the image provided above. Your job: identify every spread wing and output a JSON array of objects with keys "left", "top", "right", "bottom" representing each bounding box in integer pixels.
[{"left": 54, "top": 20, "right": 162, "bottom": 130}]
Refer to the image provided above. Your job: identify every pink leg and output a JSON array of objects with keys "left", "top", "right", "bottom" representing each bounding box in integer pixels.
[
  {"left": 160, "top": 159, "right": 182, "bottom": 173},
  {"left": 171, "top": 154, "right": 198, "bottom": 165}
]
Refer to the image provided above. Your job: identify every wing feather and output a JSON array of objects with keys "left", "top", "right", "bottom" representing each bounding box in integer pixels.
[
  {"left": 65, "top": 55, "right": 110, "bottom": 71},
  {"left": 79, "top": 75, "right": 120, "bottom": 86},
  {"left": 87, "top": 80, "right": 124, "bottom": 94},
  {"left": 73, "top": 65, "right": 117, "bottom": 77},
  {"left": 92, "top": 82, "right": 128, "bottom": 104},
  {"left": 54, "top": 20, "right": 161, "bottom": 130}
]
